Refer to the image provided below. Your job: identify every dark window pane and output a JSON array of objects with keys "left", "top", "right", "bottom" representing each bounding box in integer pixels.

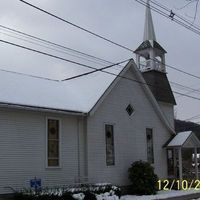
[
  {"left": 48, "top": 140, "right": 59, "bottom": 157},
  {"left": 48, "top": 119, "right": 59, "bottom": 139},
  {"left": 167, "top": 149, "right": 174, "bottom": 176},
  {"left": 48, "top": 159, "right": 59, "bottom": 167},
  {"left": 126, "top": 104, "right": 134, "bottom": 116},
  {"left": 146, "top": 128, "right": 154, "bottom": 164},
  {"left": 47, "top": 119, "right": 59, "bottom": 167},
  {"left": 105, "top": 124, "right": 115, "bottom": 166}
]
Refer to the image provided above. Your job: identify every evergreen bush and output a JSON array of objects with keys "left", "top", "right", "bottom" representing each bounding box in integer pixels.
[{"left": 128, "top": 160, "right": 158, "bottom": 195}]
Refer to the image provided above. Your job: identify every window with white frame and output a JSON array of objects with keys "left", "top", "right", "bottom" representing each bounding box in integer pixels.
[
  {"left": 47, "top": 119, "right": 60, "bottom": 167},
  {"left": 105, "top": 124, "right": 115, "bottom": 166},
  {"left": 146, "top": 128, "right": 154, "bottom": 164}
]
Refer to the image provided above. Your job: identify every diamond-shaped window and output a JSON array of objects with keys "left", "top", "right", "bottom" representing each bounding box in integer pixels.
[{"left": 126, "top": 104, "right": 134, "bottom": 116}]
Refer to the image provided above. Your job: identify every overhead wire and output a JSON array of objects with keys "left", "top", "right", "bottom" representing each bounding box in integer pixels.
[
  {"left": 135, "top": 0, "right": 200, "bottom": 37},
  {"left": 1, "top": 23, "right": 200, "bottom": 86},
  {"left": 0, "top": 68, "right": 59, "bottom": 82},
  {"left": 176, "top": 87, "right": 200, "bottom": 98},
  {"left": 0, "top": 24, "right": 115, "bottom": 66},
  {"left": 2, "top": 38, "right": 200, "bottom": 102},
  {"left": 0, "top": 30, "right": 115, "bottom": 68},
  {"left": 170, "top": 82, "right": 200, "bottom": 99},
  {"left": 18, "top": 0, "right": 133, "bottom": 53},
  {"left": 3, "top": 1, "right": 200, "bottom": 81},
  {"left": 151, "top": 0, "right": 200, "bottom": 30},
  {"left": 1, "top": 36, "right": 200, "bottom": 97},
  {"left": 0, "top": 26, "right": 199, "bottom": 91},
  {"left": 0, "top": 0, "right": 197, "bottom": 103}
]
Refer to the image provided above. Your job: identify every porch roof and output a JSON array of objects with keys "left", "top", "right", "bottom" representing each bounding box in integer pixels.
[{"left": 167, "top": 131, "right": 200, "bottom": 148}]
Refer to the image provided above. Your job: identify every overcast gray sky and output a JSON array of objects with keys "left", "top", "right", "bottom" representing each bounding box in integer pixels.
[{"left": 0, "top": 0, "right": 200, "bottom": 122}]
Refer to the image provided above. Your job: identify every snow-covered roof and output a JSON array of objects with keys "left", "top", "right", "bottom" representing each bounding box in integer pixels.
[
  {"left": 0, "top": 61, "right": 129, "bottom": 114},
  {"left": 0, "top": 59, "right": 177, "bottom": 134},
  {"left": 167, "top": 131, "right": 191, "bottom": 147},
  {"left": 167, "top": 131, "right": 200, "bottom": 148}
]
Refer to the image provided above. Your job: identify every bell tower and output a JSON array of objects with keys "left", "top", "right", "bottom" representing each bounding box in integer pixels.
[
  {"left": 134, "top": 0, "right": 166, "bottom": 73},
  {"left": 134, "top": 0, "right": 176, "bottom": 109}
]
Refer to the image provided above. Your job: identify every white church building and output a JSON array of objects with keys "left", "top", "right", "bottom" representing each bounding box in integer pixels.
[{"left": 0, "top": 0, "right": 199, "bottom": 194}]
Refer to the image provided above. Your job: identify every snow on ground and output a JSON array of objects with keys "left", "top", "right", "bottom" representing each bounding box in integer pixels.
[{"left": 121, "top": 189, "right": 200, "bottom": 200}]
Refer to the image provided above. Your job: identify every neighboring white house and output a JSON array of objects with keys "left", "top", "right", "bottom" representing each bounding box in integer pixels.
[{"left": 0, "top": 0, "right": 178, "bottom": 194}]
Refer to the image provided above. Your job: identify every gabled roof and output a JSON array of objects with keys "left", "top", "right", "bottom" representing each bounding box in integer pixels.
[
  {"left": 0, "top": 59, "right": 175, "bottom": 134},
  {"left": 89, "top": 59, "right": 175, "bottom": 134},
  {"left": 168, "top": 131, "right": 191, "bottom": 147},
  {"left": 167, "top": 131, "right": 200, "bottom": 148},
  {"left": 0, "top": 61, "right": 129, "bottom": 114}
]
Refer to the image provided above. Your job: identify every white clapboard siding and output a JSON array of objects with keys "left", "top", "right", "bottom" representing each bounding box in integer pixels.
[
  {"left": 87, "top": 68, "right": 172, "bottom": 185},
  {"left": 158, "top": 102, "right": 175, "bottom": 129},
  {"left": 0, "top": 108, "right": 84, "bottom": 194}
]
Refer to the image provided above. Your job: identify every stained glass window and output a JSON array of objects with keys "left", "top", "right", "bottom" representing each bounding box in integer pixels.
[
  {"left": 146, "top": 128, "right": 154, "bottom": 164},
  {"left": 47, "top": 119, "right": 59, "bottom": 167},
  {"left": 105, "top": 124, "right": 115, "bottom": 166}
]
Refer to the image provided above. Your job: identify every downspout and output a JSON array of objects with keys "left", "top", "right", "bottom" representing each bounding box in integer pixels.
[
  {"left": 77, "top": 117, "right": 80, "bottom": 182},
  {"left": 77, "top": 116, "right": 88, "bottom": 183},
  {"left": 84, "top": 116, "right": 88, "bottom": 182}
]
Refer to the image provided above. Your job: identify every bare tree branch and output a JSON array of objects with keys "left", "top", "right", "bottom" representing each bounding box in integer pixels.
[
  {"left": 175, "top": 0, "right": 196, "bottom": 10},
  {"left": 174, "top": 0, "right": 199, "bottom": 24}
]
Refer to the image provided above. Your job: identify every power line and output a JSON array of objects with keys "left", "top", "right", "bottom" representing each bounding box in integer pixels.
[
  {"left": 0, "top": 37, "right": 131, "bottom": 79},
  {"left": 0, "top": 24, "right": 116, "bottom": 66},
  {"left": 2, "top": 38, "right": 200, "bottom": 102},
  {"left": 142, "top": 0, "right": 200, "bottom": 32},
  {"left": 2, "top": 39, "right": 198, "bottom": 98},
  {"left": 151, "top": 0, "right": 200, "bottom": 31},
  {"left": 135, "top": 0, "right": 200, "bottom": 37},
  {"left": 141, "top": 60, "right": 200, "bottom": 97},
  {"left": 18, "top": 0, "right": 133, "bottom": 53},
  {"left": 170, "top": 82, "right": 200, "bottom": 98},
  {"left": 62, "top": 61, "right": 129, "bottom": 81},
  {"left": 2, "top": 23, "right": 200, "bottom": 84},
  {"left": 0, "top": 39, "right": 104, "bottom": 71},
  {"left": 2, "top": 31, "right": 200, "bottom": 95},
  {"left": 16, "top": 0, "right": 200, "bottom": 82},
  {"left": 0, "top": 67, "right": 59, "bottom": 82},
  {"left": 0, "top": 30, "right": 115, "bottom": 68},
  {"left": 171, "top": 81, "right": 198, "bottom": 92},
  {"left": 177, "top": 87, "right": 200, "bottom": 99},
  {"left": 170, "top": 81, "right": 200, "bottom": 95},
  {"left": 140, "top": 58, "right": 200, "bottom": 82},
  {"left": 167, "top": 63, "right": 200, "bottom": 80}
]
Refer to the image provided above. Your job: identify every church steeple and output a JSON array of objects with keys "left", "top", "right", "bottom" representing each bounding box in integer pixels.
[
  {"left": 143, "top": 0, "right": 156, "bottom": 41},
  {"left": 134, "top": 0, "right": 166, "bottom": 73},
  {"left": 134, "top": 0, "right": 176, "bottom": 105}
]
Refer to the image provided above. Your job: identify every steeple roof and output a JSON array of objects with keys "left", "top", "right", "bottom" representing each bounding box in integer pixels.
[
  {"left": 143, "top": 0, "right": 156, "bottom": 41},
  {"left": 134, "top": 0, "right": 166, "bottom": 55},
  {"left": 142, "top": 70, "right": 176, "bottom": 105},
  {"left": 134, "top": 40, "right": 166, "bottom": 55}
]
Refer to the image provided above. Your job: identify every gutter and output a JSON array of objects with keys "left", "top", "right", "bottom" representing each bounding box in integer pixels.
[{"left": 0, "top": 102, "right": 87, "bottom": 116}]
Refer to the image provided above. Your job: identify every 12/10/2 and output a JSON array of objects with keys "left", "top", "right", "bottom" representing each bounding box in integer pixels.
[{"left": 157, "top": 179, "right": 200, "bottom": 190}]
